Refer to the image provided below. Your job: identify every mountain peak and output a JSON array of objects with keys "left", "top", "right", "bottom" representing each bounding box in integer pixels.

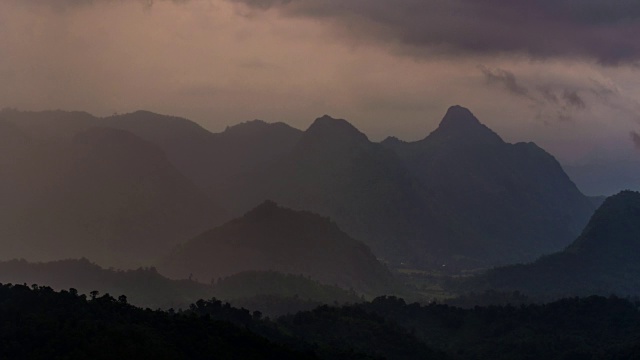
[
  {"left": 246, "top": 199, "right": 281, "bottom": 217},
  {"left": 304, "top": 115, "right": 369, "bottom": 144},
  {"left": 439, "top": 105, "right": 481, "bottom": 128},
  {"left": 428, "top": 105, "right": 503, "bottom": 144}
]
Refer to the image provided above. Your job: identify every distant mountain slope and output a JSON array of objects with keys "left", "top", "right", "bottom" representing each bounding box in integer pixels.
[
  {"left": 103, "top": 112, "right": 303, "bottom": 197},
  {"left": 0, "top": 259, "right": 361, "bottom": 312},
  {"left": 0, "top": 126, "right": 223, "bottom": 267},
  {"left": 1, "top": 109, "right": 303, "bottom": 200},
  {"left": 383, "top": 106, "right": 596, "bottom": 266},
  {"left": 462, "top": 191, "right": 640, "bottom": 297},
  {"left": 1, "top": 107, "right": 597, "bottom": 270},
  {"left": 159, "top": 201, "right": 396, "bottom": 295},
  {"left": 225, "top": 115, "right": 452, "bottom": 263}
]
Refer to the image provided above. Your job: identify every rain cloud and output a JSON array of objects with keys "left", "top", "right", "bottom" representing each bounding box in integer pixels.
[{"left": 230, "top": 0, "right": 640, "bottom": 65}]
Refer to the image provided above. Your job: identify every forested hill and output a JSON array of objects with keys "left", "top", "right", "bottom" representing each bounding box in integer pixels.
[
  {"left": 3, "top": 284, "right": 640, "bottom": 360},
  {"left": 0, "top": 259, "right": 362, "bottom": 315},
  {"left": 0, "top": 284, "right": 313, "bottom": 360}
]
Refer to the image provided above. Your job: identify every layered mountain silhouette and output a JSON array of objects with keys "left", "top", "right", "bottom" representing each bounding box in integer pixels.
[
  {"left": 1, "top": 106, "right": 597, "bottom": 270},
  {"left": 158, "top": 201, "right": 396, "bottom": 295},
  {"left": 2, "top": 109, "right": 302, "bottom": 197},
  {"left": 0, "top": 120, "right": 223, "bottom": 267},
  {"left": 465, "top": 191, "right": 640, "bottom": 297},
  {"left": 0, "top": 259, "right": 360, "bottom": 312},
  {"left": 224, "top": 115, "right": 445, "bottom": 261},
  {"left": 104, "top": 112, "right": 303, "bottom": 196},
  {"left": 0, "top": 258, "right": 211, "bottom": 309},
  {"left": 382, "top": 106, "right": 596, "bottom": 266}
]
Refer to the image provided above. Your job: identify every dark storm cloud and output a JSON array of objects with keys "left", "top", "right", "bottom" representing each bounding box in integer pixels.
[
  {"left": 23, "top": 0, "right": 186, "bottom": 9},
  {"left": 562, "top": 90, "right": 586, "bottom": 109},
  {"left": 479, "top": 66, "right": 529, "bottom": 97},
  {"left": 231, "top": 0, "right": 640, "bottom": 64},
  {"left": 631, "top": 131, "right": 640, "bottom": 150},
  {"left": 477, "top": 66, "right": 598, "bottom": 122},
  {"left": 478, "top": 66, "right": 593, "bottom": 110}
]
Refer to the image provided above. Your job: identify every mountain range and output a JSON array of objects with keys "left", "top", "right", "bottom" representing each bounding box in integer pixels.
[
  {"left": 0, "top": 117, "right": 223, "bottom": 267},
  {"left": 0, "top": 106, "right": 598, "bottom": 270},
  {"left": 382, "top": 106, "right": 597, "bottom": 266}
]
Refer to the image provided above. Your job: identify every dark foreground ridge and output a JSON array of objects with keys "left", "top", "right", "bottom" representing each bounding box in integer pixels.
[
  {"left": 3, "top": 284, "right": 640, "bottom": 360},
  {"left": 0, "top": 283, "right": 312, "bottom": 360}
]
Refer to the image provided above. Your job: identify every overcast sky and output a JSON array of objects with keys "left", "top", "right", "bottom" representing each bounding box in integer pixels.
[{"left": 1, "top": 0, "right": 640, "bottom": 163}]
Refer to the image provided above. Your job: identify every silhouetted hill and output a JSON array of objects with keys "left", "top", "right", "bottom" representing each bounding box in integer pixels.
[
  {"left": 0, "top": 258, "right": 212, "bottom": 309},
  {"left": 0, "top": 126, "right": 223, "bottom": 267},
  {"left": 159, "top": 201, "right": 396, "bottom": 295},
  {"left": 0, "top": 259, "right": 363, "bottom": 313},
  {"left": 463, "top": 191, "right": 640, "bottom": 297},
  {"left": 0, "top": 284, "right": 313, "bottom": 360},
  {"left": 382, "top": 105, "right": 596, "bottom": 266}
]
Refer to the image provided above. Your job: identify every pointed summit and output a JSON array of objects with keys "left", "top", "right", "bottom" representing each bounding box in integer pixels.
[
  {"left": 439, "top": 105, "right": 481, "bottom": 129},
  {"left": 429, "top": 105, "right": 503, "bottom": 145}
]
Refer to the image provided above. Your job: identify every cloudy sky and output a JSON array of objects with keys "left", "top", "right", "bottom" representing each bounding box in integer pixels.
[{"left": 1, "top": 0, "right": 640, "bottom": 163}]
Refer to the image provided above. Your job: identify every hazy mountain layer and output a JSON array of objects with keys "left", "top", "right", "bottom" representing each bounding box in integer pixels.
[
  {"left": 0, "top": 259, "right": 361, "bottom": 313},
  {"left": 224, "top": 115, "right": 450, "bottom": 262},
  {"left": 462, "top": 191, "right": 640, "bottom": 297},
  {"left": 159, "top": 201, "right": 396, "bottom": 295},
  {"left": 1, "top": 107, "right": 597, "bottom": 270},
  {"left": 0, "top": 258, "right": 211, "bottom": 309},
  {"left": 104, "top": 112, "right": 304, "bottom": 197},
  {"left": 0, "top": 124, "right": 223, "bottom": 267}
]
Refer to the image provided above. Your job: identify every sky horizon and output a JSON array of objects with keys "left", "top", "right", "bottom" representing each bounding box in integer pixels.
[{"left": 2, "top": 0, "right": 640, "bottom": 164}]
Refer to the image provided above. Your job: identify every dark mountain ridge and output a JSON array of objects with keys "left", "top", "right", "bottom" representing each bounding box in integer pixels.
[{"left": 382, "top": 106, "right": 596, "bottom": 266}]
